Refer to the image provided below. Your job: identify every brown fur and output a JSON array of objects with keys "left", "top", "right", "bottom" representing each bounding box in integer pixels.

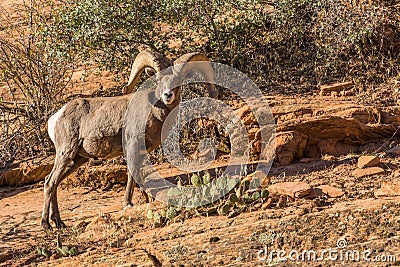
[{"left": 41, "top": 51, "right": 216, "bottom": 230}]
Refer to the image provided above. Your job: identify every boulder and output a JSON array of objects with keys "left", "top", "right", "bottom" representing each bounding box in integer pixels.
[
  {"left": 0, "top": 157, "right": 53, "bottom": 186},
  {"left": 268, "top": 182, "right": 311, "bottom": 198},
  {"left": 317, "top": 185, "right": 345, "bottom": 198},
  {"left": 319, "top": 81, "right": 353, "bottom": 96},
  {"left": 275, "top": 131, "right": 307, "bottom": 165},
  {"left": 352, "top": 167, "right": 385, "bottom": 178},
  {"left": 374, "top": 180, "right": 400, "bottom": 197},
  {"left": 357, "top": 155, "right": 380, "bottom": 168}
]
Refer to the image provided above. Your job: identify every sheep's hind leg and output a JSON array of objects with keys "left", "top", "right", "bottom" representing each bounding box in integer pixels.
[
  {"left": 50, "top": 155, "right": 89, "bottom": 229},
  {"left": 41, "top": 154, "right": 74, "bottom": 231}
]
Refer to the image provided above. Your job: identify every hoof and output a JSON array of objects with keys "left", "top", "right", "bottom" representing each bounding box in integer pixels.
[
  {"left": 41, "top": 220, "right": 53, "bottom": 231},
  {"left": 51, "top": 215, "right": 67, "bottom": 229},
  {"left": 142, "top": 193, "right": 152, "bottom": 204},
  {"left": 123, "top": 202, "right": 133, "bottom": 210},
  {"left": 55, "top": 220, "right": 67, "bottom": 229}
]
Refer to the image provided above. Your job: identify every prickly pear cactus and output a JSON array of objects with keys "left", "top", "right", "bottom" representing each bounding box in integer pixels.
[
  {"left": 229, "top": 193, "right": 239, "bottom": 203},
  {"left": 242, "top": 180, "right": 250, "bottom": 191},
  {"left": 191, "top": 174, "right": 202, "bottom": 186},
  {"left": 167, "top": 187, "right": 182, "bottom": 197},
  {"left": 202, "top": 171, "right": 211, "bottom": 185},
  {"left": 261, "top": 189, "right": 269, "bottom": 198},
  {"left": 147, "top": 209, "right": 154, "bottom": 220},
  {"left": 202, "top": 186, "right": 211, "bottom": 198},
  {"left": 166, "top": 207, "right": 177, "bottom": 220},
  {"left": 227, "top": 178, "right": 238, "bottom": 191},
  {"left": 153, "top": 212, "right": 161, "bottom": 223},
  {"left": 249, "top": 178, "right": 261, "bottom": 189},
  {"left": 218, "top": 203, "right": 231, "bottom": 215},
  {"left": 69, "top": 247, "right": 78, "bottom": 256},
  {"left": 58, "top": 246, "right": 70, "bottom": 256},
  {"left": 235, "top": 187, "right": 242, "bottom": 198},
  {"left": 193, "top": 194, "right": 201, "bottom": 206},
  {"left": 252, "top": 191, "right": 261, "bottom": 200},
  {"left": 37, "top": 247, "right": 51, "bottom": 258}
]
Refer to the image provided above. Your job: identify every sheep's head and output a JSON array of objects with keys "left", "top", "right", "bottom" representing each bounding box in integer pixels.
[
  {"left": 155, "top": 52, "right": 218, "bottom": 107},
  {"left": 124, "top": 51, "right": 218, "bottom": 102},
  {"left": 155, "top": 68, "right": 182, "bottom": 106}
]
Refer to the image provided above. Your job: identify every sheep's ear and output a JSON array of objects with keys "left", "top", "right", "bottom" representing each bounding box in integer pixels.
[{"left": 144, "top": 67, "right": 156, "bottom": 77}]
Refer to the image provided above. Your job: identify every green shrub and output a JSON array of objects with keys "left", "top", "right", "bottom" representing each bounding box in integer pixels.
[
  {"left": 0, "top": 0, "right": 74, "bottom": 168},
  {"left": 48, "top": 0, "right": 399, "bottom": 92},
  {"left": 1, "top": 0, "right": 399, "bottom": 167}
]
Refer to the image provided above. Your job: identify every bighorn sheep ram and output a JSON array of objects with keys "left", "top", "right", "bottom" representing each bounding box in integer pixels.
[{"left": 42, "top": 50, "right": 217, "bottom": 230}]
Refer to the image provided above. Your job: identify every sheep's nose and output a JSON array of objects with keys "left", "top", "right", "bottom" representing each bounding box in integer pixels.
[{"left": 164, "top": 92, "right": 173, "bottom": 99}]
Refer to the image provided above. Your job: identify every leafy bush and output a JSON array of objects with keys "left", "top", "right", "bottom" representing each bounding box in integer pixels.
[
  {"left": 1, "top": 0, "right": 399, "bottom": 168},
  {"left": 0, "top": 1, "right": 74, "bottom": 168},
  {"left": 47, "top": 0, "right": 399, "bottom": 93},
  {"left": 271, "top": 0, "right": 399, "bottom": 85}
]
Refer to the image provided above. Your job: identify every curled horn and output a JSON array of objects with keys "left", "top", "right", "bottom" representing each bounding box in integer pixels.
[
  {"left": 123, "top": 49, "right": 171, "bottom": 94},
  {"left": 173, "top": 53, "right": 218, "bottom": 99}
]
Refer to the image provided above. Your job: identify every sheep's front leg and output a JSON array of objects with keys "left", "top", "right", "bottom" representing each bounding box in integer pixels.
[
  {"left": 124, "top": 171, "right": 151, "bottom": 208},
  {"left": 123, "top": 171, "right": 136, "bottom": 208},
  {"left": 123, "top": 139, "right": 149, "bottom": 208}
]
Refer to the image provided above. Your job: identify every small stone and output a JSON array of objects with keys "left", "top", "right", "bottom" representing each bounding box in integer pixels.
[
  {"left": 317, "top": 185, "right": 344, "bottom": 198},
  {"left": 277, "top": 195, "right": 287, "bottom": 208},
  {"left": 268, "top": 182, "right": 311, "bottom": 198},
  {"left": 0, "top": 251, "right": 11, "bottom": 262},
  {"left": 262, "top": 198, "right": 274, "bottom": 209},
  {"left": 321, "top": 155, "right": 336, "bottom": 161},
  {"left": 340, "top": 90, "right": 353, "bottom": 96},
  {"left": 357, "top": 155, "right": 380, "bottom": 168},
  {"left": 295, "top": 208, "right": 308, "bottom": 216},
  {"left": 50, "top": 253, "right": 61, "bottom": 261},
  {"left": 297, "top": 203, "right": 315, "bottom": 215},
  {"left": 374, "top": 180, "right": 400, "bottom": 197},
  {"left": 253, "top": 203, "right": 262, "bottom": 209},
  {"left": 308, "top": 187, "right": 324, "bottom": 198},
  {"left": 352, "top": 167, "right": 385, "bottom": 178},
  {"left": 73, "top": 220, "right": 88, "bottom": 229},
  {"left": 209, "top": 236, "right": 220, "bottom": 243},
  {"left": 344, "top": 181, "right": 355, "bottom": 188},
  {"left": 320, "top": 81, "right": 353, "bottom": 96},
  {"left": 89, "top": 158, "right": 103, "bottom": 166}
]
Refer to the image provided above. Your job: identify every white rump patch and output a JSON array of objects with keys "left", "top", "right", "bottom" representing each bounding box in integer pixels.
[{"left": 48, "top": 105, "right": 67, "bottom": 143}]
